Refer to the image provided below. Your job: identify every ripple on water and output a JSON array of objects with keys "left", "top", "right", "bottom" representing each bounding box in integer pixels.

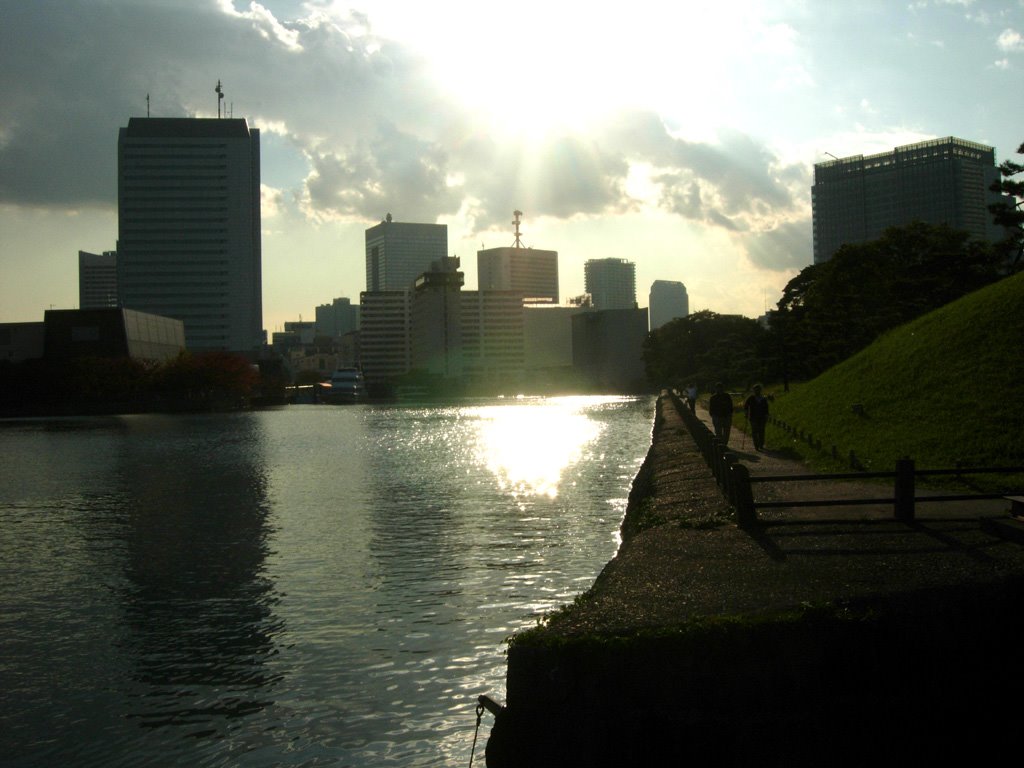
[{"left": 0, "top": 397, "right": 655, "bottom": 766}]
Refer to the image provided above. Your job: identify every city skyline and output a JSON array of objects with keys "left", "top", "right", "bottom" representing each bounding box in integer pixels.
[{"left": 2, "top": 0, "right": 1023, "bottom": 333}]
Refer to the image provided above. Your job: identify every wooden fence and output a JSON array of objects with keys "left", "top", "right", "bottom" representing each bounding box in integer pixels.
[{"left": 668, "top": 391, "right": 1023, "bottom": 527}]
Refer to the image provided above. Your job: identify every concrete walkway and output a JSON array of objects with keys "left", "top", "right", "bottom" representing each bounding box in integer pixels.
[
  {"left": 694, "top": 403, "right": 1009, "bottom": 522},
  {"left": 536, "top": 396, "right": 1024, "bottom": 636}
]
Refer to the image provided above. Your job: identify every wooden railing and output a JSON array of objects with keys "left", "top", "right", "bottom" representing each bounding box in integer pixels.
[{"left": 668, "top": 391, "right": 1023, "bottom": 527}]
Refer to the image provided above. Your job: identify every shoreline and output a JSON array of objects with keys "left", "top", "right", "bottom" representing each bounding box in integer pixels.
[{"left": 485, "top": 394, "right": 1024, "bottom": 766}]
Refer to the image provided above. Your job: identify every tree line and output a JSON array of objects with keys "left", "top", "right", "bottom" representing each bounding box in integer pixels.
[
  {"left": 645, "top": 140, "right": 1023, "bottom": 390},
  {"left": 645, "top": 221, "right": 1014, "bottom": 390},
  {"left": 0, "top": 350, "right": 273, "bottom": 415}
]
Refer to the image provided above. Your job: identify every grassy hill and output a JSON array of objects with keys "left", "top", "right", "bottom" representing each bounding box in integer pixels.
[{"left": 765, "top": 270, "right": 1024, "bottom": 477}]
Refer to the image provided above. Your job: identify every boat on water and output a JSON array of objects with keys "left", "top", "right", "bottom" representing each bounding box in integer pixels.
[{"left": 321, "top": 367, "right": 365, "bottom": 404}]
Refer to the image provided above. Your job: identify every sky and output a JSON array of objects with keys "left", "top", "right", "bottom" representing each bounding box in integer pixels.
[{"left": 2, "top": 0, "right": 1023, "bottom": 332}]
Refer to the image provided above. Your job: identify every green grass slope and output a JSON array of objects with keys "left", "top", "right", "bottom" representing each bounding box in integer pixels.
[{"left": 768, "top": 270, "right": 1024, "bottom": 474}]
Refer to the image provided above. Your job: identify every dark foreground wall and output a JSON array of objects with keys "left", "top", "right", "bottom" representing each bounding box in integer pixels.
[
  {"left": 488, "top": 584, "right": 1024, "bottom": 766},
  {"left": 485, "top": 397, "right": 1024, "bottom": 766}
]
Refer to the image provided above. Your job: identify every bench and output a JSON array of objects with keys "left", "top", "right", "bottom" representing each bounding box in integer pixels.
[{"left": 1007, "top": 496, "right": 1024, "bottom": 518}]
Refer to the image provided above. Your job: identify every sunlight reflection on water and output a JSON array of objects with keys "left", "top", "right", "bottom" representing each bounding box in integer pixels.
[
  {"left": 0, "top": 396, "right": 654, "bottom": 767},
  {"left": 472, "top": 397, "right": 606, "bottom": 501}
]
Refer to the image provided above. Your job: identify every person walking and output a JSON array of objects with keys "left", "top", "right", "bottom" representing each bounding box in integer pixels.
[
  {"left": 708, "top": 382, "right": 734, "bottom": 445},
  {"left": 686, "top": 384, "right": 698, "bottom": 414},
  {"left": 743, "top": 384, "right": 770, "bottom": 451}
]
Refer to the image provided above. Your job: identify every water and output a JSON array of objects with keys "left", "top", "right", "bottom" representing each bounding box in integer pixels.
[{"left": 0, "top": 395, "right": 655, "bottom": 767}]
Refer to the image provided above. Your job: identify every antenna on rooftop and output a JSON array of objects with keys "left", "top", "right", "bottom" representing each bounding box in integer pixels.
[
  {"left": 146, "top": 93, "right": 150, "bottom": 117},
  {"left": 512, "top": 209, "right": 524, "bottom": 248},
  {"left": 215, "top": 80, "right": 224, "bottom": 118}
]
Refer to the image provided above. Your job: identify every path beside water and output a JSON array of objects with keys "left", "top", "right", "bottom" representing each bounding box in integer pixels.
[{"left": 487, "top": 395, "right": 1024, "bottom": 766}]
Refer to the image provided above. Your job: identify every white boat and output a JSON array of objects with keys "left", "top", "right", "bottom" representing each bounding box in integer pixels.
[{"left": 322, "top": 367, "right": 365, "bottom": 404}]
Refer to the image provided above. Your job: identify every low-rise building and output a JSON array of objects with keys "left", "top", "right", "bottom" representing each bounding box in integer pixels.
[{"left": 44, "top": 308, "right": 185, "bottom": 363}]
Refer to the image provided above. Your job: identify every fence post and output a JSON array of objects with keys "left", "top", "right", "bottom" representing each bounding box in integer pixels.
[
  {"left": 894, "top": 457, "right": 915, "bottom": 522},
  {"left": 724, "top": 453, "right": 738, "bottom": 506},
  {"left": 731, "top": 463, "right": 757, "bottom": 528}
]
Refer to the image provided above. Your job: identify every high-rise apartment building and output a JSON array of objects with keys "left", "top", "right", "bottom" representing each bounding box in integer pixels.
[
  {"left": 117, "top": 117, "right": 263, "bottom": 351},
  {"left": 648, "top": 280, "right": 689, "bottom": 330},
  {"left": 477, "top": 247, "right": 559, "bottom": 302},
  {"left": 811, "top": 137, "right": 1006, "bottom": 264},
  {"left": 365, "top": 215, "right": 448, "bottom": 292},
  {"left": 79, "top": 250, "right": 118, "bottom": 309},
  {"left": 584, "top": 258, "right": 636, "bottom": 310}
]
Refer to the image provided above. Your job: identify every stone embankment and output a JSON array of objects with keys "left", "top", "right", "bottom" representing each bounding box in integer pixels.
[{"left": 484, "top": 395, "right": 1024, "bottom": 766}]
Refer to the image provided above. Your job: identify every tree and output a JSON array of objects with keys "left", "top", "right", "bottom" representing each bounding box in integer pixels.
[
  {"left": 154, "top": 351, "right": 260, "bottom": 408},
  {"left": 644, "top": 311, "right": 770, "bottom": 388},
  {"left": 989, "top": 140, "right": 1024, "bottom": 269},
  {"left": 772, "top": 222, "right": 1002, "bottom": 380}
]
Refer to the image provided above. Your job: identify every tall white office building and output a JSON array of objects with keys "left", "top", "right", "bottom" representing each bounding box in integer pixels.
[
  {"left": 365, "top": 215, "right": 448, "bottom": 292},
  {"left": 584, "top": 258, "right": 636, "bottom": 310},
  {"left": 648, "top": 280, "right": 689, "bottom": 329},
  {"left": 117, "top": 117, "right": 263, "bottom": 351}
]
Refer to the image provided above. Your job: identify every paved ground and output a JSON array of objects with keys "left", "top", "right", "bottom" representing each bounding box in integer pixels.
[{"left": 694, "top": 403, "right": 1009, "bottom": 522}]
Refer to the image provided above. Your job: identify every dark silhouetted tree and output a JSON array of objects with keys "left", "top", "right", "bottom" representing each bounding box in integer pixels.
[
  {"left": 989, "top": 140, "right": 1024, "bottom": 269},
  {"left": 644, "top": 311, "right": 770, "bottom": 388},
  {"left": 772, "top": 222, "right": 1002, "bottom": 379}
]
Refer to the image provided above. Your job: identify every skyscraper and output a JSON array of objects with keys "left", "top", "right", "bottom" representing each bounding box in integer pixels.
[
  {"left": 359, "top": 290, "right": 411, "bottom": 385},
  {"left": 477, "top": 247, "right": 559, "bottom": 302},
  {"left": 648, "top": 280, "right": 688, "bottom": 330},
  {"left": 811, "top": 137, "right": 1006, "bottom": 264},
  {"left": 584, "top": 258, "right": 636, "bottom": 310},
  {"left": 117, "top": 117, "right": 263, "bottom": 351},
  {"left": 78, "top": 250, "right": 118, "bottom": 309},
  {"left": 365, "top": 215, "right": 448, "bottom": 292},
  {"left": 410, "top": 257, "right": 465, "bottom": 378}
]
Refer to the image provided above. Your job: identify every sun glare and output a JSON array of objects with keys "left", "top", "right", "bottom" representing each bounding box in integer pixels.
[{"left": 473, "top": 399, "right": 605, "bottom": 500}]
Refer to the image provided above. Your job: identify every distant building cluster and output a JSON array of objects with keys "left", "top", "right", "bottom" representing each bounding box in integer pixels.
[
  {"left": 13, "top": 115, "right": 1008, "bottom": 393},
  {"left": 355, "top": 222, "right": 648, "bottom": 394}
]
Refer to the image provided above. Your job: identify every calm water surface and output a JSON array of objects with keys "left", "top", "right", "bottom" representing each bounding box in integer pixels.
[{"left": 0, "top": 396, "right": 654, "bottom": 767}]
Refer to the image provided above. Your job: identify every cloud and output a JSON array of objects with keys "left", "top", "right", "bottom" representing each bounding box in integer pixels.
[
  {"left": 597, "top": 114, "right": 807, "bottom": 230},
  {"left": 0, "top": 0, "right": 811, "bottom": 251},
  {"left": 260, "top": 184, "right": 284, "bottom": 218},
  {"left": 741, "top": 219, "right": 813, "bottom": 271},
  {"left": 302, "top": 123, "right": 461, "bottom": 222},
  {"left": 217, "top": 0, "right": 303, "bottom": 51},
  {"left": 997, "top": 28, "right": 1024, "bottom": 51},
  {"left": 0, "top": 0, "right": 447, "bottom": 212}
]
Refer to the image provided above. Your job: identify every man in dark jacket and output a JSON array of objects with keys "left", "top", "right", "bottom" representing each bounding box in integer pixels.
[
  {"left": 743, "top": 384, "right": 770, "bottom": 451},
  {"left": 708, "top": 382, "right": 734, "bottom": 444}
]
